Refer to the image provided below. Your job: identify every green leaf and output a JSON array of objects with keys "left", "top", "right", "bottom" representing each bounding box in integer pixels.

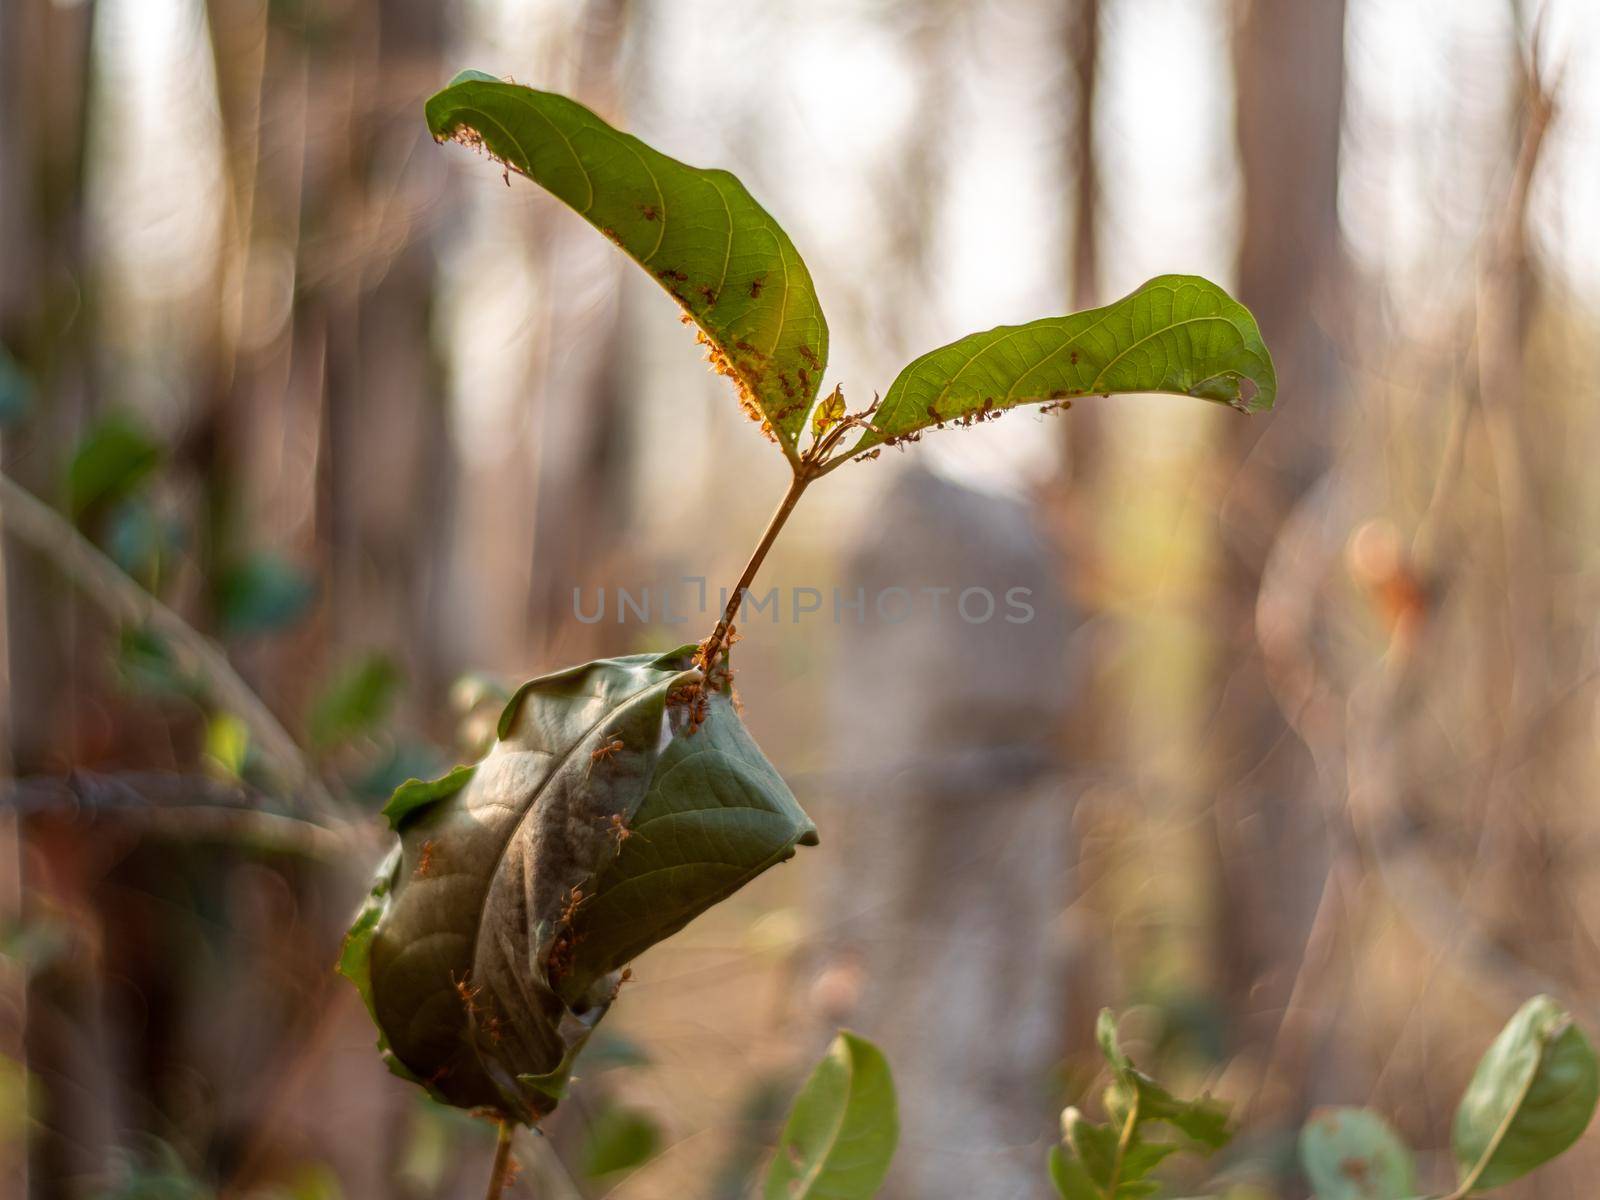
[
  {"left": 0, "top": 347, "right": 33, "bottom": 427},
  {"left": 269, "top": 1162, "right": 343, "bottom": 1200},
  {"left": 1050, "top": 1011, "right": 1234, "bottom": 1200},
  {"left": 1049, "top": 1143, "right": 1102, "bottom": 1200},
  {"left": 115, "top": 626, "right": 200, "bottom": 700},
  {"left": 102, "top": 1139, "right": 210, "bottom": 1200},
  {"left": 307, "top": 653, "right": 402, "bottom": 753},
  {"left": 764, "top": 1031, "right": 898, "bottom": 1200},
  {"left": 345, "top": 648, "right": 815, "bottom": 1122},
  {"left": 1096, "top": 1010, "right": 1232, "bottom": 1152},
  {"left": 1452, "top": 995, "right": 1599, "bottom": 1192},
  {"left": 104, "top": 499, "right": 180, "bottom": 582},
  {"left": 425, "top": 73, "right": 829, "bottom": 461},
  {"left": 1300, "top": 1108, "right": 1416, "bottom": 1200},
  {"left": 580, "top": 1105, "right": 662, "bottom": 1178},
  {"left": 216, "top": 552, "right": 315, "bottom": 635},
  {"left": 1097, "top": 1009, "right": 1133, "bottom": 1071},
  {"left": 204, "top": 712, "right": 251, "bottom": 779},
  {"left": 67, "top": 410, "right": 162, "bottom": 519},
  {"left": 337, "top": 847, "right": 426, "bottom": 1092},
  {"left": 853, "top": 275, "right": 1276, "bottom": 455},
  {"left": 381, "top": 764, "right": 477, "bottom": 831},
  {"left": 1056, "top": 1106, "right": 1174, "bottom": 1199},
  {"left": 554, "top": 682, "right": 821, "bottom": 1005},
  {"left": 353, "top": 741, "right": 450, "bottom": 805}
]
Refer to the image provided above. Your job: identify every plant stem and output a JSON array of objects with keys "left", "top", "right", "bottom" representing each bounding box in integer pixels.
[
  {"left": 699, "top": 468, "right": 812, "bottom": 669},
  {"left": 485, "top": 1119, "right": 517, "bottom": 1200},
  {"left": 1104, "top": 1094, "right": 1140, "bottom": 1199}
]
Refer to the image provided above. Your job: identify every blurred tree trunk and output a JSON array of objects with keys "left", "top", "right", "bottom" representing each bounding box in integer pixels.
[
  {"left": 197, "top": 0, "right": 304, "bottom": 719},
  {"left": 525, "top": 0, "right": 635, "bottom": 666},
  {"left": 199, "top": 0, "right": 460, "bottom": 724},
  {"left": 823, "top": 469, "right": 1077, "bottom": 1200},
  {"left": 1207, "top": 0, "right": 1348, "bottom": 1126},
  {"left": 193, "top": 3, "right": 455, "bottom": 1191},
  {"left": 0, "top": 0, "right": 97, "bottom": 775},
  {"left": 317, "top": 1, "right": 455, "bottom": 716},
  {"left": 1053, "top": 0, "right": 1111, "bottom": 1068},
  {"left": 1, "top": 5, "right": 116, "bottom": 1198}
]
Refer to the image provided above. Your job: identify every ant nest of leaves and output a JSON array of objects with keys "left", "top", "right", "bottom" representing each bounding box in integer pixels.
[
  {"left": 678, "top": 629, "right": 742, "bottom": 728},
  {"left": 453, "top": 968, "right": 508, "bottom": 1047},
  {"left": 545, "top": 885, "right": 590, "bottom": 984}
]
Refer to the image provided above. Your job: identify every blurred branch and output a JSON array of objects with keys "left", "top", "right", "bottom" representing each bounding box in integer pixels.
[
  {"left": 3, "top": 772, "right": 361, "bottom": 860},
  {"left": 1257, "top": 484, "right": 1577, "bottom": 1022},
  {"left": 0, "top": 472, "right": 341, "bottom": 820},
  {"left": 1470, "top": 54, "right": 1559, "bottom": 710}
]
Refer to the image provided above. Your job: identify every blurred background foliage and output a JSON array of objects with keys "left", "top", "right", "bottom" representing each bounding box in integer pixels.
[{"left": 3, "top": 0, "right": 1600, "bottom": 1196}]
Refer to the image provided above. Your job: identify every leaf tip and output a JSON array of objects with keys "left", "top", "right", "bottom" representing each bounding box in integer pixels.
[{"left": 448, "top": 68, "right": 502, "bottom": 87}]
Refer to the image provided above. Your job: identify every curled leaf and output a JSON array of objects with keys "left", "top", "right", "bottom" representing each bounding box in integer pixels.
[
  {"left": 339, "top": 648, "right": 816, "bottom": 1121},
  {"left": 381, "top": 764, "right": 476, "bottom": 832}
]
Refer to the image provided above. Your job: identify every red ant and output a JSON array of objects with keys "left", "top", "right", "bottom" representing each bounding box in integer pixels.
[{"left": 415, "top": 840, "right": 437, "bottom": 878}]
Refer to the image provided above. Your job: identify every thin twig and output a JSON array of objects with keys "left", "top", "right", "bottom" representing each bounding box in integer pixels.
[
  {"left": 698, "top": 391, "right": 887, "bottom": 666},
  {"left": 0, "top": 471, "right": 340, "bottom": 819},
  {"left": 485, "top": 1119, "right": 518, "bottom": 1200},
  {"left": 699, "top": 469, "right": 812, "bottom": 670}
]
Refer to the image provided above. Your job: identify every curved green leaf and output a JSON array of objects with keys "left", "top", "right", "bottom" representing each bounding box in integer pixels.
[
  {"left": 307, "top": 652, "right": 402, "bottom": 753},
  {"left": 1300, "top": 1108, "right": 1416, "bottom": 1200},
  {"left": 340, "top": 648, "right": 815, "bottom": 1122},
  {"left": 426, "top": 72, "right": 829, "bottom": 460},
  {"left": 68, "top": 410, "right": 162, "bottom": 520},
  {"left": 1054, "top": 1105, "right": 1175, "bottom": 1199},
  {"left": 853, "top": 275, "right": 1275, "bottom": 455},
  {"left": 765, "top": 1031, "right": 898, "bottom": 1200},
  {"left": 216, "top": 552, "right": 315, "bottom": 636},
  {"left": 556, "top": 684, "right": 819, "bottom": 1005},
  {"left": 1048, "top": 1142, "right": 1101, "bottom": 1200},
  {"left": 1452, "top": 995, "right": 1599, "bottom": 1192}
]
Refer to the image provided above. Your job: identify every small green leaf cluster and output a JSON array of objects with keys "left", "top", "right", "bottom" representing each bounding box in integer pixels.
[
  {"left": 760, "top": 999, "right": 1599, "bottom": 1200},
  {"left": 1048, "top": 1010, "right": 1231, "bottom": 1199}
]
